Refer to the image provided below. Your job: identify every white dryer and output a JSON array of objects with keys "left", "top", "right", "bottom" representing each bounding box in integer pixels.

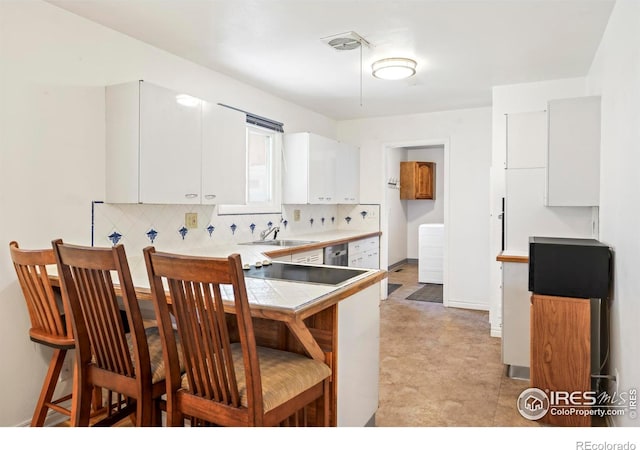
[{"left": 418, "top": 224, "right": 444, "bottom": 284}]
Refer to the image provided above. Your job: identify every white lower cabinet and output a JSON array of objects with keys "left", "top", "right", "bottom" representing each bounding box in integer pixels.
[
  {"left": 337, "top": 283, "right": 380, "bottom": 426},
  {"left": 291, "top": 249, "right": 323, "bottom": 264},
  {"left": 502, "top": 260, "right": 530, "bottom": 369},
  {"left": 348, "top": 236, "right": 380, "bottom": 270}
]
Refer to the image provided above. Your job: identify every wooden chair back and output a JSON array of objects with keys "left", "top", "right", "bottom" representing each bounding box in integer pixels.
[
  {"left": 143, "top": 247, "right": 263, "bottom": 425},
  {"left": 9, "top": 241, "right": 73, "bottom": 348},
  {"left": 52, "top": 239, "right": 158, "bottom": 426}
]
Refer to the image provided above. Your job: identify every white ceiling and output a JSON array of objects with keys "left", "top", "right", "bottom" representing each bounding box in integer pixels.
[{"left": 46, "top": 0, "right": 615, "bottom": 120}]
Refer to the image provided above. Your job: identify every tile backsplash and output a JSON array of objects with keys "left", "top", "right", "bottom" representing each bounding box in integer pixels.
[{"left": 93, "top": 202, "right": 380, "bottom": 255}]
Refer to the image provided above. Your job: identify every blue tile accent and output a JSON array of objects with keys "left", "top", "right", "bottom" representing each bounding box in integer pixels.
[
  {"left": 267, "top": 221, "right": 273, "bottom": 228},
  {"left": 206, "top": 224, "right": 215, "bottom": 237},
  {"left": 360, "top": 210, "right": 368, "bottom": 219},
  {"left": 331, "top": 216, "right": 335, "bottom": 224},
  {"left": 345, "top": 216, "right": 352, "bottom": 224},
  {"left": 283, "top": 220, "right": 288, "bottom": 229},
  {"left": 146, "top": 228, "right": 158, "bottom": 244},
  {"left": 178, "top": 226, "right": 188, "bottom": 240},
  {"left": 250, "top": 223, "right": 256, "bottom": 234},
  {"left": 321, "top": 217, "right": 325, "bottom": 226},
  {"left": 230, "top": 223, "right": 237, "bottom": 235},
  {"left": 309, "top": 218, "right": 314, "bottom": 226},
  {"left": 108, "top": 231, "right": 122, "bottom": 246}
]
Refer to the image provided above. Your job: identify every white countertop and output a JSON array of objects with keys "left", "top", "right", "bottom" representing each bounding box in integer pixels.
[{"left": 54, "top": 229, "right": 384, "bottom": 314}]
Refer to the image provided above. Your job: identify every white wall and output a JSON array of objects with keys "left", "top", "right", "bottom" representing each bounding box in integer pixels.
[
  {"left": 338, "top": 107, "right": 492, "bottom": 311},
  {"left": 0, "top": 0, "right": 336, "bottom": 426},
  {"left": 406, "top": 146, "right": 445, "bottom": 259},
  {"left": 488, "top": 77, "right": 591, "bottom": 336},
  {"left": 386, "top": 147, "right": 408, "bottom": 266},
  {"left": 586, "top": 0, "right": 640, "bottom": 427}
]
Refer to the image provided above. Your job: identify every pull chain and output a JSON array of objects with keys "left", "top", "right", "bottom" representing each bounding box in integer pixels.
[{"left": 359, "top": 42, "right": 363, "bottom": 107}]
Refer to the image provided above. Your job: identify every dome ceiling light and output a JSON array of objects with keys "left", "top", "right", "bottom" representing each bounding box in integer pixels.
[{"left": 372, "top": 58, "right": 417, "bottom": 80}]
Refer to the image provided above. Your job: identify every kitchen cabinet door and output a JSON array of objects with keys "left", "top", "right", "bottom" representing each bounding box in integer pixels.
[
  {"left": 291, "top": 249, "right": 323, "bottom": 264},
  {"left": 501, "top": 260, "right": 530, "bottom": 369},
  {"left": 201, "top": 103, "right": 246, "bottom": 204},
  {"left": 348, "top": 236, "right": 380, "bottom": 269},
  {"left": 139, "top": 81, "right": 202, "bottom": 204},
  {"left": 546, "top": 96, "right": 601, "bottom": 207},
  {"left": 335, "top": 141, "right": 360, "bottom": 204},
  {"left": 283, "top": 132, "right": 339, "bottom": 204},
  {"left": 106, "top": 80, "right": 203, "bottom": 204},
  {"left": 308, "top": 133, "right": 337, "bottom": 204},
  {"left": 400, "top": 161, "right": 435, "bottom": 200}
]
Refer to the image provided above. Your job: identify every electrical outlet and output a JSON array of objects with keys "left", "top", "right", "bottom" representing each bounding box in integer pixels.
[
  {"left": 185, "top": 212, "right": 198, "bottom": 229},
  {"left": 293, "top": 209, "right": 301, "bottom": 222}
]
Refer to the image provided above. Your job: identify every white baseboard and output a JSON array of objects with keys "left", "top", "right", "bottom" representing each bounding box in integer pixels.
[{"left": 444, "top": 300, "right": 489, "bottom": 312}]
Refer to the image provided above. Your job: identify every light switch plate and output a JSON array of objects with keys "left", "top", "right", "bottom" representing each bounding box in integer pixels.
[{"left": 185, "top": 212, "right": 198, "bottom": 229}]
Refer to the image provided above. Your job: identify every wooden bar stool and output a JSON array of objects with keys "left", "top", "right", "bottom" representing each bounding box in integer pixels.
[
  {"left": 52, "top": 239, "right": 177, "bottom": 426},
  {"left": 9, "top": 241, "right": 79, "bottom": 426},
  {"left": 144, "top": 247, "right": 331, "bottom": 426}
]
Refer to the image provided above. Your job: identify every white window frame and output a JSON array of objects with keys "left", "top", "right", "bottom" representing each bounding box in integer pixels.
[{"left": 218, "top": 125, "right": 282, "bottom": 215}]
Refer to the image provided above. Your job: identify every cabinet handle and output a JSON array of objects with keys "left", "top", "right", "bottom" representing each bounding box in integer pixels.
[
  {"left": 185, "top": 193, "right": 198, "bottom": 199},
  {"left": 204, "top": 194, "right": 217, "bottom": 199}
]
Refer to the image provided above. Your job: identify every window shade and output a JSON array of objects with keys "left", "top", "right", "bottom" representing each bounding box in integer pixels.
[{"left": 218, "top": 103, "right": 284, "bottom": 133}]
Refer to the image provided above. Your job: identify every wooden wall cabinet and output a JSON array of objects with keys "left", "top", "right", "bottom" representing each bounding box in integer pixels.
[{"left": 400, "top": 161, "right": 435, "bottom": 200}]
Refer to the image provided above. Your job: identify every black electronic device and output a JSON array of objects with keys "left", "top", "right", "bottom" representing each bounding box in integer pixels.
[{"left": 528, "top": 236, "right": 611, "bottom": 299}]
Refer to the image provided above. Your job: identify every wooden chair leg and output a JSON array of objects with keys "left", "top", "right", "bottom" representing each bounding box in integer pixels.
[
  {"left": 322, "top": 379, "right": 330, "bottom": 426},
  {"left": 71, "top": 364, "right": 93, "bottom": 427},
  {"left": 31, "top": 348, "right": 67, "bottom": 427}
]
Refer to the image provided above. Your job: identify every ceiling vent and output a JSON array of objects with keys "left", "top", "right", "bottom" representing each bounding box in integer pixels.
[{"left": 321, "top": 31, "right": 370, "bottom": 51}]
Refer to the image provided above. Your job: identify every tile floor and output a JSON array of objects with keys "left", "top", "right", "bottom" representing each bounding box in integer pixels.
[{"left": 376, "top": 262, "right": 539, "bottom": 427}]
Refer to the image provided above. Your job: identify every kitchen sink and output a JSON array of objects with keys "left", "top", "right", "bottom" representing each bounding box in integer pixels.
[{"left": 239, "top": 239, "right": 318, "bottom": 247}]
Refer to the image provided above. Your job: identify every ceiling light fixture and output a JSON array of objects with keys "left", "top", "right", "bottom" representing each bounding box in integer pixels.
[{"left": 372, "top": 58, "right": 417, "bottom": 80}]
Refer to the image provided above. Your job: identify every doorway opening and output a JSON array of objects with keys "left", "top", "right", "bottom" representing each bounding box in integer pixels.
[{"left": 383, "top": 141, "right": 449, "bottom": 305}]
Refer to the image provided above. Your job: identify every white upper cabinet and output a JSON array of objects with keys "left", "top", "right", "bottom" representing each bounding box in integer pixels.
[
  {"left": 506, "top": 111, "right": 547, "bottom": 169},
  {"left": 546, "top": 96, "right": 601, "bottom": 207},
  {"left": 201, "top": 103, "right": 246, "bottom": 205},
  {"left": 139, "top": 81, "right": 202, "bottom": 204},
  {"left": 283, "top": 132, "right": 359, "bottom": 204},
  {"left": 106, "top": 80, "right": 246, "bottom": 204},
  {"left": 335, "top": 141, "right": 360, "bottom": 204}
]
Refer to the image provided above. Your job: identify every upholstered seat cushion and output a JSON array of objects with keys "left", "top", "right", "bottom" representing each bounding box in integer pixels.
[
  {"left": 125, "top": 327, "right": 184, "bottom": 384},
  {"left": 180, "top": 343, "right": 331, "bottom": 412}
]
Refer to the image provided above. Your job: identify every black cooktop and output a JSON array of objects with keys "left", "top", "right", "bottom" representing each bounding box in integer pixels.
[{"left": 243, "top": 262, "right": 368, "bottom": 286}]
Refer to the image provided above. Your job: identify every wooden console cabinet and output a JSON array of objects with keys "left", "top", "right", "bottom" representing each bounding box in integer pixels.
[
  {"left": 400, "top": 161, "right": 435, "bottom": 199},
  {"left": 530, "top": 294, "right": 591, "bottom": 426}
]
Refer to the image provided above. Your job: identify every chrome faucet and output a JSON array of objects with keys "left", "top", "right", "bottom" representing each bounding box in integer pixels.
[{"left": 260, "top": 225, "right": 280, "bottom": 241}]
